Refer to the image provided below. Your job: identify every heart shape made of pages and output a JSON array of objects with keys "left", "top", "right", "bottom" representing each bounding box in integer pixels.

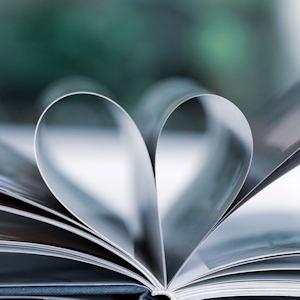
[{"left": 34, "top": 78, "right": 253, "bottom": 285}]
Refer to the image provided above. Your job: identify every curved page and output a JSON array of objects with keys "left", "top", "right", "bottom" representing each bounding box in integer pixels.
[
  {"left": 35, "top": 92, "right": 165, "bottom": 286},
  {"left": 225, "top": 148, "right": 300, "bottom": 220},
  {"left": 236, "top": 81, "right": 300, "bottom": 204},
  {"left": 136, "top": 79, "right": 253, "bottom": 281},
  {"left": 161, "top": 95, "right": 252, "bottom": 281}
]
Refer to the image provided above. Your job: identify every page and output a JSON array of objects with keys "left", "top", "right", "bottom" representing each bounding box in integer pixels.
[
  {"left": 225, "top": 148, "right": 299, "bottom": 219},
  {"left": 234, "top": 81, "right": 300, "bottom": 205},
  {"left": 169, "top": 157, "right": 300, "bottom": 290},
  {"left": 175, "top": 271, "right": 300, "bottom": 300},
  {"left": 135, "top": 78, "right": 253, "bottom": 282}
]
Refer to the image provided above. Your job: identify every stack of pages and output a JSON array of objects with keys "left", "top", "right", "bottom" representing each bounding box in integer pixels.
[{"left": 0, "top": 78, "right": 299, "bottom": 300}]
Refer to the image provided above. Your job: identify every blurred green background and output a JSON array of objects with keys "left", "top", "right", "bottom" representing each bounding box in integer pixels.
[{"left": 0, "top": 0, "right": 299, "bottom": 122}]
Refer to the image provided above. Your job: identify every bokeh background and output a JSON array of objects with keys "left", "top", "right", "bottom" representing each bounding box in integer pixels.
[{"left": 0, "top": 0, "right": 300, "bottom": 123}]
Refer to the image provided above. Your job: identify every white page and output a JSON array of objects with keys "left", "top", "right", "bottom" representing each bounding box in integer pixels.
[{"left": 170, "top": 162, "right": 300, "bottom": 290}]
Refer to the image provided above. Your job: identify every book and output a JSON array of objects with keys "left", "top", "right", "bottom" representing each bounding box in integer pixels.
[{"left": 0, "top": 77, "right": 299, "bottom": 300}]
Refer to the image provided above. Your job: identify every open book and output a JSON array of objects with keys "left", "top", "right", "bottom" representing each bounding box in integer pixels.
[{"left": 0, "top": 77, "right": 299, "bottom": 300}]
